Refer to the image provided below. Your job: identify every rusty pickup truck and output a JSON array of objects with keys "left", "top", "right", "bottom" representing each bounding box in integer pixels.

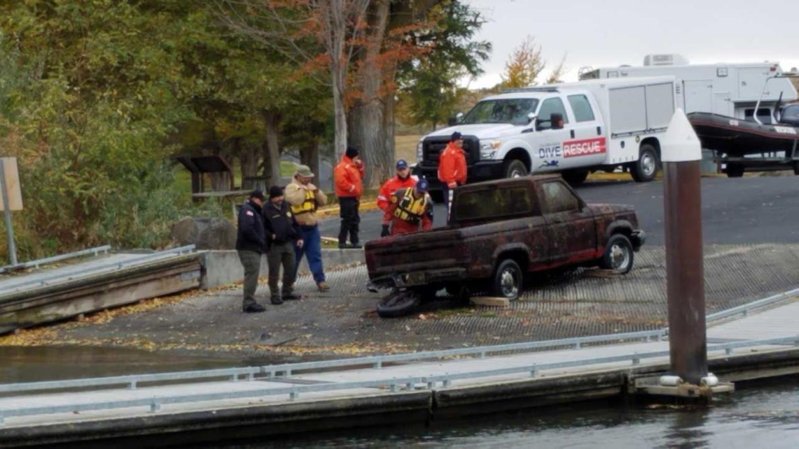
[{"left": 365, "top": 175, "right": 645, "bottom": 317}]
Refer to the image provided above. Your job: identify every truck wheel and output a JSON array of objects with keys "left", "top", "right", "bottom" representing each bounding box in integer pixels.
[
  {"left": 600, "top": 234, "right": 634, "bottom": 274},
  {"left": 503, "top": 159, "right": 528, "bottom": 178},
  {"left": 630, "top": 144, "right": 659, "bottom": 182},
  {"left": 562, "top": 169, "right": 589, "bottom": 186},
  {"left": 726, "top": 164, "right": 744, "bottom": 178},
  {"left": 377, "top": 289, "right": 421, "bottom": 318},
  {"left": 492, "top": 259, "right": 523, "bottom": 301}
]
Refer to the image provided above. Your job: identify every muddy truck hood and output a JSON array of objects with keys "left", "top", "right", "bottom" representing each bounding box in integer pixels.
[
  {"left": 364, "top": 227, "right": 468, "bottom": 280},
  {"left": 587, "top": 203, "right": 640, "bottom": 225}
]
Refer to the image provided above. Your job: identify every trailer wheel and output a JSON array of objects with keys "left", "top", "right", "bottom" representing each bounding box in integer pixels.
[
  {"left": 492, "top": 259, "right": 523, "bottom": 301},
  {"left": 377, "top": 289, "right": 421, "bottom": 318},
  {"left": 503, "top": 159, "right": 528, "bottom": 178},
  {"left": 630, "top": 144, "right": 659, "bottom": 182},
  {"left": 600, "top": 234, "right": 634, "bottom": 274},
  {"left": 726, "top": 164, "right": 745, "bottom": 178},
  {"left": 562, "top": 169, "right": 589, "bottom": 186}
]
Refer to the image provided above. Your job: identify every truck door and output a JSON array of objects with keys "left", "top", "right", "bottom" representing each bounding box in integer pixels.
[
  {"left": 532, "top": 97, "right": 572, "bottom": 173},
  {"left": 539, "top": 180, "right": 597, "bottom": 264},
  {"left": 563, "top": 94, "right": 607, "bottom": 168}
]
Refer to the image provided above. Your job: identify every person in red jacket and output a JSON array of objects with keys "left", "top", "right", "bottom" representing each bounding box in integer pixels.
[
  {"left": 382, "top": 178, "right": 433, "bottom": 236},
  {"left": 437, "top": 131, "right": 467, "bottom": 217},
  {"left": 377, "top": 159, "right": 417, "bottom": 218},
  {"left": 334, "top": 146, "right": 364, "bottom": 248}
]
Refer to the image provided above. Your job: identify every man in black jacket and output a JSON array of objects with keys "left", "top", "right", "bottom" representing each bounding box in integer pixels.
[
  {"left": 236, "top": 190, "right": 267, "bottom": 313},
  {"left": 263, "top": 186, "right": 303, "bottom": 304}
]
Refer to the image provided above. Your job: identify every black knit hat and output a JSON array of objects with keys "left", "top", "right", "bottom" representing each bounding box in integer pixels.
[
  {"left": 268, "top": 185, "right": 284, "bottom": 199},
  {"left": 249, "top": 189, "right": 265, "bottom": 201},
  {"left": 345, "top": 146, "right": 359, "bottom": 158}
]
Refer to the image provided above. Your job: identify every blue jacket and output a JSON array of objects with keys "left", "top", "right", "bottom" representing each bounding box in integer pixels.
[{"left": 235, "top": 200, "right": 266, "bottom": 253}]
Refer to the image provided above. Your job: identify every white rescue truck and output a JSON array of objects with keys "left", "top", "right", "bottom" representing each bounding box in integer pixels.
[{"left": 415, "top": 76, "right": 677, "bottom": 194}]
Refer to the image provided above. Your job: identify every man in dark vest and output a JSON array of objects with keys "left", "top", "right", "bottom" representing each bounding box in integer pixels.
[
  {"left": 236, "top": 190, "right": 267, "bottom": 313},
  {"left": 263, "top": 186, "right": 303, "bottom": 304}
]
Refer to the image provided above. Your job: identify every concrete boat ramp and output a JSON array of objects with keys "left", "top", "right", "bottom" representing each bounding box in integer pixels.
[{"left": 1, "top": 291, "right": 798, "bottom": 448}]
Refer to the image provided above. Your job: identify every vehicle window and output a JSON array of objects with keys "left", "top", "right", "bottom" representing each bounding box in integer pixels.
[
  {"left": 541, "top": 181, "right": 580, "bottom": 214},
  {"left": 461, "top": 99, "right": 539, "bottom": 125},
  {"left": 567, "top": 95, "right": 595, "bottom": 122},
  {"left": 536, "top": 98, "right": 569, "bottom": 130},
  {"left": 453, "top": 187, "right": 536, "bottom": 221}
]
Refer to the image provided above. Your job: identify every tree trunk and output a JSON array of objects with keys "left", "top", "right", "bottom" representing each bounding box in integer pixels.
[
  {"left": 262, "top": 110, "right": 282, "bottom": 188},
  {"left": 349, "top": 0, "right": 392, "bottom": 188},
  {"left": 300, "top": 140, "right": 321, "bottom": 188},
  {"left": 239, "top": 139, "right": 261, "bottom": 190}
]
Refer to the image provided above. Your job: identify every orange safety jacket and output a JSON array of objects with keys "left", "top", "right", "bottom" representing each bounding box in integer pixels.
[
  {"left": 334, "top": 155, "right": 364, "bottom": 198},
  {"left": 437, "top": 142, "right": 467, "bottom": 187}
]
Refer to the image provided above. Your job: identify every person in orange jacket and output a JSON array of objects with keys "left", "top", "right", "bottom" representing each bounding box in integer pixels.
[
  {"left": 334, "top": 146, "right": 364, "bottom": 248},
  {"left": 377, "top": 159, "right": 417, "bottom": 214},
  {"left": 437, "top": 131, "right": 467, "bottom": 215},
  {"left": 382, "top": 178, "right": 433, "bottom": 236}
]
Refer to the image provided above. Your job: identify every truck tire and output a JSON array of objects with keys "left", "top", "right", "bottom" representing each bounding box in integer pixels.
[
  {"left": 599, "top": 234, "right": 634, "bottom": 274},
  {"left": 726, "top": 164, "right": 744, "bottom": 178},
  {"left": 562, "top": 169, "right": 589, "bottom": 186},
  {"left": 377, "top": 289, "right": 421, "bottom": 318},
  {"left": 503, "top": 159, "right": 528, "bottom": 178},
  {"left": 492, "top": 259, "right": 523, "bottom": 301},
  {"left": 630, "top": 144, "right": 659, "bottom": 182}
]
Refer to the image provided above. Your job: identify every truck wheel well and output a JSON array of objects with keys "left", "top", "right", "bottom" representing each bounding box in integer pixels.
[
  {"left": 495, "top": 250, "right": 529, "bottom": 273},
  {"left": 505, "top": 148, "right": 531, "bottom": 172},
  {"left": 640, "top": 137, "right": 661, "bottom": 161}
]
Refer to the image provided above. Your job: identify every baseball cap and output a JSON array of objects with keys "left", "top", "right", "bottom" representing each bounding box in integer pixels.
[
  {"left": 396, "top": 159, "right": 409, "bottom": 170},
  {"left": 415, "top": 179, "right": 429, "bottom": 192},
  {"left": 450, "top": 131, "right": 463, "bottom": 141}
]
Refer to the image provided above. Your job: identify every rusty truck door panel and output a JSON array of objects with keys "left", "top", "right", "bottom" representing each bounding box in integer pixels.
[{"left": 538, "top": 180, "right": 598, "bottom": 264}]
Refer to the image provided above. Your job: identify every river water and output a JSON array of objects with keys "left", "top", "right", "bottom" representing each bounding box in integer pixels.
[{"left": 2, "top": 346, "right": 798, "bottom": 448}]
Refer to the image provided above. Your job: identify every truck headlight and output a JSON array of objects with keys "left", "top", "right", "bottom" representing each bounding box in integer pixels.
[
  {"left": 416, "top": 141, "right": 423, "bottom": 161},
  {"left": 479, "top": 140, "right": 501, "bottom": 159}
]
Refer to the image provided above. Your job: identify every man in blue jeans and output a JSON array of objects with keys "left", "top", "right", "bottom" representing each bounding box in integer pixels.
[{"left": 284, "top": 165, "right": 330, "bottom": 292}]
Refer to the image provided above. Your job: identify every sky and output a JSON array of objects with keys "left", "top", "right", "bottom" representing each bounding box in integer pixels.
[{"left": 463, "top": 0, "right": 799, "bottom": 88}]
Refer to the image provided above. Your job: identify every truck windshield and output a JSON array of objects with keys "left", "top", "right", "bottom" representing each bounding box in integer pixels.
[{"left": 460, "top": 99, "right": 539, "bottom": 125}]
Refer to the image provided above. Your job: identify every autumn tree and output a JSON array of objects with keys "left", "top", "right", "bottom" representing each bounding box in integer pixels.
[{"left": 500, "top": 36, "right": 545, "bottom": 88}]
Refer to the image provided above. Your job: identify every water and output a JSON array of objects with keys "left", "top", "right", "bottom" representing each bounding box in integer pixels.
[{"left": 215, "top": 379, "right": 799, "bottom": 449}]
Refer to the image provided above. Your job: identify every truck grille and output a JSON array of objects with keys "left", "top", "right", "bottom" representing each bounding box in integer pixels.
[{"left": 420, "top": 135, "right": 479, "bottom": 167}]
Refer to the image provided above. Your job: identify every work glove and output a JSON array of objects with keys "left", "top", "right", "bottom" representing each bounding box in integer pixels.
[{"left": 380, "top": 224, "right": 390, "bottom": 237}]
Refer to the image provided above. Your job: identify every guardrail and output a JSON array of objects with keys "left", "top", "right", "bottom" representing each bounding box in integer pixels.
[
  {"left": 0, "top": 245, "right": 196, "bottom": 294},
  {"left": 0, "top": 245, "right": 112, "bottom": 275},
  {"left": 1, "top": 335, "right": 798, "bottom": 425}
]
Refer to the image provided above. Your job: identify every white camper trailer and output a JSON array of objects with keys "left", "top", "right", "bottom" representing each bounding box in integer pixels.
[
  {"left": 580, "top": 55, "right": 798, "bottom": 121},
  {"left": 581, "top": 55, "right": 799, "bottom": 175}
]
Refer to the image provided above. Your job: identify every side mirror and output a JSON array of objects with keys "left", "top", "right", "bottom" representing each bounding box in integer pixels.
[{"left": 551, "top": 113, "right": 564, "bottom": 130}]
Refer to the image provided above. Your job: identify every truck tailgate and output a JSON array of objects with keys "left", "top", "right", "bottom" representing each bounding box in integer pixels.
[{"left": 365, "top": 228, "right": 467, "bottom": 278}]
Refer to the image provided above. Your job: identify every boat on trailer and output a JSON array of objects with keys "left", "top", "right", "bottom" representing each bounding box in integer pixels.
[{"left": 687, "top": 103, "right": 799, "bottom": 177}]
